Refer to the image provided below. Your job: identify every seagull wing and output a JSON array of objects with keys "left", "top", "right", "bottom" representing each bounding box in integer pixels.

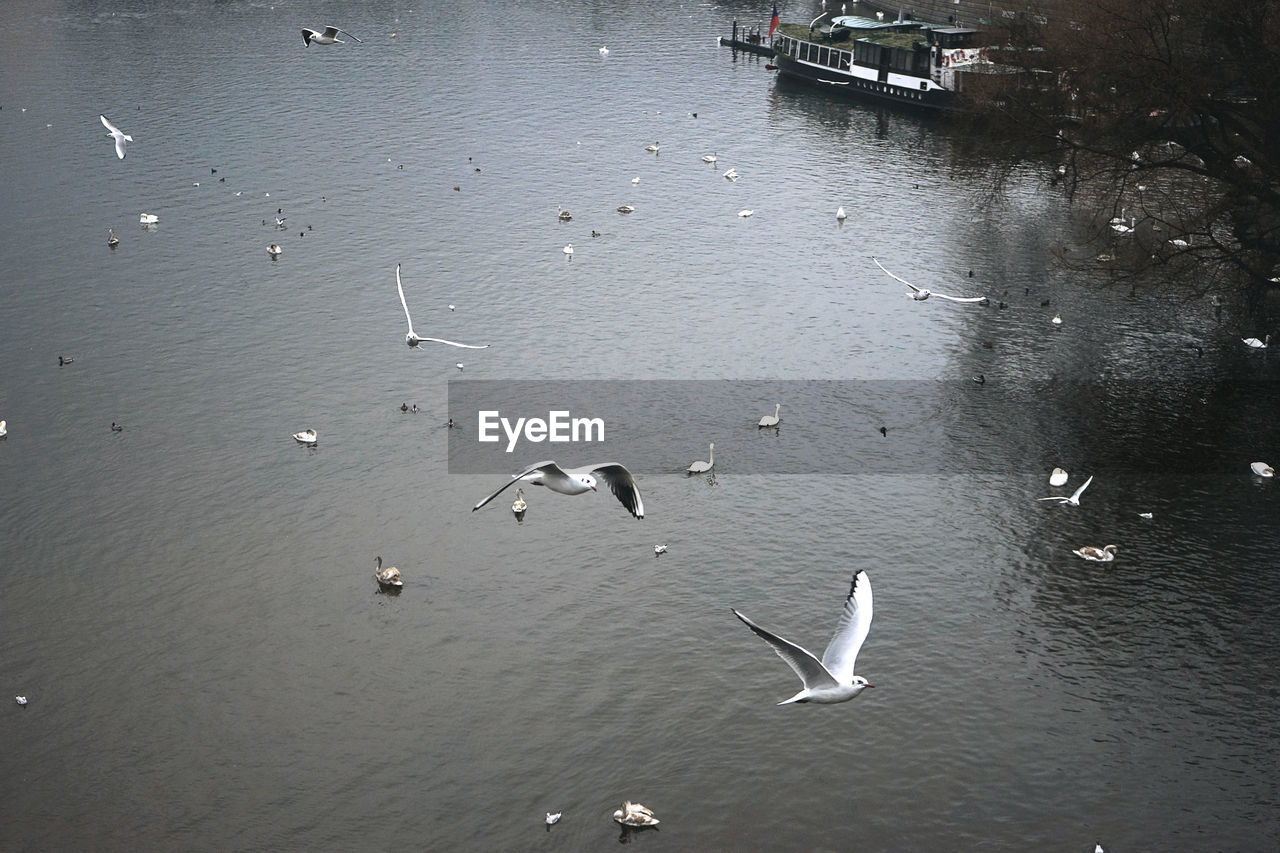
[
  {"left": 1070, "top": 474, "right": 1094, "bottom": 502},
  {"left": 471, "top": 461, "right": 568, "bottom": 511},
  {"left": 820, "top": 570, "right": 873, "bottom": 684},
  {"left": 414, "top": 336, "right": 490, "bottom": 349},
  {"left": 395, "top": 264, "right": 417, "bottom": 337},
  {"left": 732, "top": 608, "right": 839, "bottom": 691},
  {"left": 576, "top": 462, "right": 644, "bottom": 518},
  {"left": 1036, "top": 496, "right": 1069, "bottom": 503},
  {"left": 322, "top": 25, "right": 342, "bottom": 38},
  {"left": 932, "top": 292, "right": 989, "bottom": 304},
  {"left": 871, "top": 257, "right": 921, "bottom": 293},
  {"left": 337, "top": 28, "right": 363, "bottom": 42},
  {"left": 100, "top": 114, "right": 118, "bottom": 134}
]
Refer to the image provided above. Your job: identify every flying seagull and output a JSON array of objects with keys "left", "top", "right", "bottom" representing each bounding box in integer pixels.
[
  {"left": 99, "top": 114, "right": 132, "bottom": 159},
  {"left": 472, "top": 461, "right": 644, "bottom": 519},
  {"left": 396, "top": 265, "right": 488, "bottom": 349},
  {"left": 733, "top": 569, "right": 874, "bottom": 705},
  {"left": 302, "top": 25, "right": 363, "bottom": 46},
  {"left": 872, "top": 257, "right": 989, "bottom": 303},
  {"left": 1038, "top": 474, "right": 1093, "bottom": 506}
]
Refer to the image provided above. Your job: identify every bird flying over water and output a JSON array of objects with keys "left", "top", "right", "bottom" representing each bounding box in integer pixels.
[
  {"left": 1038, "top": 474, "right": 1093, "bottom": 506},
  {"left": 99, "top": 114, "right": 132, "bottom": 159},
  {"left": 302, "top": 25, "right": 363, "bottom": 46},
  {"left": 733, "top": 569, "right": 875, "bottom": 705},
  {"left": 395, "top": 265, "right": 488, "bottom": 349},
  {"left": 472, "top": 461, "right": 644, "bottom": 519},
  {"left": 872, "top": 258, "right": 988, "bottom": 303}
]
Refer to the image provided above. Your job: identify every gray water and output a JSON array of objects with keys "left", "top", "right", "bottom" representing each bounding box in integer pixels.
[{"left": 2, "top": 1, "right": 1279, "bottom": 850}]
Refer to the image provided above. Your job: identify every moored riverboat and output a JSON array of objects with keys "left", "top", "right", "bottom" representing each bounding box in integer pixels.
[{"left": 771, "top": 15, "right": 993, "bottom": 111}]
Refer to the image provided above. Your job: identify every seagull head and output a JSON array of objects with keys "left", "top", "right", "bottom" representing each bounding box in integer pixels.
[
  {"left": 852, "top": 676, "right": 874, "bottom": 690},
  {"left": 578, "top": 474, "right": 598, "bottom": 492}
]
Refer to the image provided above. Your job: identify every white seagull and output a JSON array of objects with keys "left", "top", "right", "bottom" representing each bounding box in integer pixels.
[
  {"left": 292, "top": 428, "right": 317, "bottom": 446},
  {"left": 872, "top": 258, "right": 988, "bottom": 303},
  {"left": 738, "top": 209, "right": 753, "bottom": 217},
  {"left": 613, "top": 801, "right": 659, "bottom": 827},
  {"left": 1242, "top": 334, "right": 1270, "bottom": 349},
  {"left": 100, "top": 114, "right": 132, "bottom": 159},
  {"left": 599, "top": 45, "right": 609, "bottom": 56},
  {"left": 687, "top": 442, "right": 714, "bottom": 473},
  {"left": 1049, "top": 467, "right": 1069, "bottom": 487},
  {"left": 15, "top": 696, "right": 27, "bottom": 706},
  {"left": 733, "top": 569, "right": 875, "bottom": 705},
  {"left": 1038, "top": 474, "right": 1093, "bottom": 506},
  {"left": 546, "top": 812, "right": 562, "bottom": 825},
  {"left": 723, "top": 168, "right": 739, "bottom": 181},
  {"left": 374, "top": 555, "right": 403, "bottom": 589},
  {"left": 1073, "top": 544, "right": 1118, "bottom": 562},
  {"left": 302, "top": 25, "right": 363, "bottom": 46},
  {"left": 396, "top": 265, "right": 488, "bottom": 349},
  {"left": 758, "top": 403, "right": 781, "bottom": 427},
  {"left": 836, "top": 206, "right": 847, "bottom": 221},
  {"left": 1250, "top": 461, "right": 1275, "bottom": 477},
  {"left": 654, "top": 544, "right": 668, "bottom": 555},
  {"left": 472, "top": 461, "right": 645, "bottom": 519}
]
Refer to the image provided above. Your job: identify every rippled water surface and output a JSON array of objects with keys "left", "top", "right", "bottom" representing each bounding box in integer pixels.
[{"left": 2, "top": 1, "right": 1279, "bottom": 850}]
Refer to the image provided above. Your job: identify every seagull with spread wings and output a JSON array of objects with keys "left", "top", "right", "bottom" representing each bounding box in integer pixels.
[
  {"left": 872, "top": 257, "right": 989, "bottom": 304},
  {"left": 472, "top": 461, "right": 644, "bottom": 519},
  {"left": 396, "top": 265, "right": 488, "bottom": 349}
]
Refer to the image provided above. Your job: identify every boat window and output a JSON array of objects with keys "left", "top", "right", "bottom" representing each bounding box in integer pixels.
[
  {"left": 839, "top": 51, "right": 851, "bottom": 71},
  {"left": 819, "top": 46, "right": 829, "bottom": 66}
]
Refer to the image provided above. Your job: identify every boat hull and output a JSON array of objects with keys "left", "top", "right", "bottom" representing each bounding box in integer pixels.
[{"left": 772, "top": 52, "right": 956, "bottom": 111}]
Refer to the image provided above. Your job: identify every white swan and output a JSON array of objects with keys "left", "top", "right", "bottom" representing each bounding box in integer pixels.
[
  {"left": 836, "top": 206, "right": 847, "bottom": 221},
  {"left": 758, "top": 403, "right": 781, "bottom": 428},
  {"left": 100, "top": 114, "right": 132, "bottom": 159},
  {"left": 654, "top": 544, "right": 668, "bottom": 555},
  {"left": 617, "top": 204, "right": 635, "bottom": 213},
  {"left": 563, "top": 244, "right": 573, "bottom": 257},
  {"left": 267, "top": 243, "right": 282, "bottom": 258},
  {"left": 302, "top": 25, "right": 363, "bottom": 46},
  {"left": 1049, "top": 467, "right": 1068, "bottom": 487},
  {"left": 1052, "top": 314, "right": 1063, "bottom": 325},
  {"left": 1250, "top": 461, "right": 1275, "bottom": 477},
  {"left": 292, "top": 428, "right": 317, "bottom": 446},
  {"left": 546, "top": 812, "right": 562, "bottom": 825},
  {"left": 1073, "top": 544, "right": 1118, "bottom": 562},
  {"left": 738, "top": 209, "right": 753, "bottom": 217},
  {"left": 644, "top": 142, "right": 659, "bottom": 153},
  {"left": 139, "top": 213, "right": 159, "bottom": 225},
  {"left": 557, "top": 205, "right": 572, "bottom": 221},
  {"left": 687, "top": 442, "right": 714, "bottom": 473},
  {"left": 598, "top": 45, "right": 609, "bottom": 56},
  {"left": 1242, "top": 334, "right": 1270, "bottom": 349},
  {"left": 613, "top": 801, "right": 659, "bottom": 827},
  {"left": 374, "top": 555, "right": 403, "bottom": 589},
  {"left": 107, "top": 228, "right": 119, "bottom": 247},
  {"left": 0, "top": 420, "right": 7, "bottom": 438},
  {"left": 631, "top": 176, "right": 640, "bottom": 184},
  {"left": 702, "top": 152, "right": 717, "bottom": 163},
  {"left": 1111, "top": 216, "right": 1136, "bottom": 234},
  {"left": 512, "top": 487, "right": 527, "bottom": 513}
]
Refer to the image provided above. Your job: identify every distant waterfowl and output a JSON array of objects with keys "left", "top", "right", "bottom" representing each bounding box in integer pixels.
[
  {"left": 473, "top": 460, "right": 645, "bottom": 519},
  {"left": 702, "top": 152, "right": 717, "bottom": 163},
  {"left": 1052, "top": 314, "right": 1063, "bottom": 325},
  {"left": 546, "top": 812, "right": 562, "bottom": 826},
  {"left": 1242, "top": 334, "right": 1270, "bottom": 349},
  {"left": 267, "top": 243, "right": 282, "bottom": 258},
  {"left": 401, "top": 403, "right": 408, "bottom": 412},
  {"left": 512, "top": 488, "right": 527, "bottom": 514},
  {"left": 1073, "top": 544, "right": 1118, "bottom": 562},
  {"left": 722, "top": 168, "right": 739, "bottom": 181},
  {"left": 599, "top": 45, "right": 609, "bottom": 56},
  {"left": 0, "top": 420, "right": 6, "bottom": 438},
  {"left": 292, "top": 428, "right": 317, "bottom": 446},
  {"left": 410, "top": 404, "right": 418, "bottom": 413},
  {"left": 456, "top": 362, "right": 464, "bottom": 371},
  {"left": 687, "top": 442, "right": 714, "bottom": 473},
  {"left": 1049, "top": 467, "right": 1069, "bottom": 487},
  {"left": 836, "top": 206, "right": 847, "bottom": 221},
  {"left": 1038, "top": 474, "right": 1093, "bottom": 506},
  {"left": 973, "top": 374, "right": 985, "bottom": 384},
  {"left": 1110, "top": 215, "right": 1136, "bottom": 234},
  {"left": 302, "top": 25, "right": 363, "bottom": 46},
  {"left": 563, "top": 243, "right": 573, "bottom": 257},
  {"left": 757, "top": 403, "right": 781, "bottom": 427},
  {"left": 139, "top": 213, "right": 158, "bottom": 225},
  {"left": 1138, "top": 512, "right": 1153, "bottom": 519},
  {"left": 15, "top": 696, "right": 27, "bottom": 706},
  {"left": 396, "top": 265, "right": 489, "bottom": 349},
  {"left": 613, "top": 801, "right": 659, "bottom": 827},
  {"left": 111, "top": 422, "right": 123, "bottom": 432},
  {"left": 99, "top": 114, "right": 132, "bottom": 159},
  {"left": 557, "top": 205, "right": 572, "bottom": 221},
  {"left": 632, "top": 176, "right": 640, "bottom": 184},
  {"left": 645, "top": 141, "right": 660, "bottom": 152},
  {"left": 1251, "top": 461, "right": 1275, "bottom": 477},
  {"left": 654, "top": 544, "right": 668, "bottom": 555},
  {"left": 107, "top": 228, "right": 119, "bottom": 247},
  {"left": 617, "top": 204, "right": 635, "bottom": 214},
  {"left": 58, "top": 355, "right": 73, "bottom": 365},
  {"left": 738, "top": 209, "right": 753, "bottom": 217},
  {"left": 872, "top": 258, "right": 988, "bottom": 303},
  {"left": 733, "top": 569, "right": 875, "bottom": 705},
  {"left": 374, "top": 555, "right": 403, "bottom": 590}
]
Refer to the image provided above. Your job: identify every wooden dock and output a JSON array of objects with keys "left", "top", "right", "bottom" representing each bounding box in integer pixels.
[{"left": 720, "top": 21, "right": 774, "bottom": 57}]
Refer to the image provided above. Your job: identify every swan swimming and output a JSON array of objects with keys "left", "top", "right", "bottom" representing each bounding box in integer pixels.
[
  {"left": 0, "top": 420, "right": 6, "bottom": 438},
  {"left": 702, "top": 152, "right": 717, "bottom": 163},
  {"left": 139, "top": 213, "right": 159, "bottom": 225},
  {"left": 302, "top": 25, "right": 363, "bottom": 46},
  {"left": 836, "top": 206, "right": 847, "bottom": 221},
  {"left": 1073, "top": 544, "right": 1118, "bottom": 562},
  {"left": 757, "top": 403, "right": 781, "bottom": 428},
  {"left": 267, "top": 243, "right": 282, "bottom": 258},
  {"left": 645, "top": 141, "right": 660, "bottom": 152},
  {"left": 292, "top": 428, "right": 317, "bottom": 446},
  {"left": 687, "top": 442, "right": 714, "bottom": 473},
  {"left": 599, "top": 45, "right": 609, "bottom": 56},
  {"left": 1251, "top": 461, "right": 1275, "bottom": 477},
  {"left": 1038, "top": 474, "right": 1093, "bottom": 506},
  {"left": 733, "top": 569, "right": 874, "bottom": 705},
  {"left": 546, "top": 812, "right": 562, "bottom": 825},
  {"left": 738, "top": 209, "right": 753, "bottom": 217},
  {"left": 99, "top": 114, "right": 132, "bottom": 159},
  {"left": 1242, "top": 334, "right": 1270, "bottom": 349},
  {"left": 872, "top": 258, "right": 988, "bottom": 303},
  {"left": 512, "top": 487, "right": 527, "bottom": 514},
  {"left": 396, "top": 265, "right": 489, "bottom": 349},
  {"left": 473, "top": 461, "right": 645, "bottom": 519},
  {"left": 1049, "top": 467, "right": 1069, "bottom": 487},
  {"left": 613, "top": 801, "right": 659, "bottom": 827},
  {"left": 617, "top": 204, "right": 634, "bottom": 214},
  {"left": 374, "top": 555, "right": 403, "bottom": 590},
  {"left": 1052, "top": 314, "right": 1063, "bottom": 325},
  {"left": 107, "top": 228, "right": 119, "bottom": 247},
  {"left": 563, "top": 244, "right": 573, "bottom": 257}
]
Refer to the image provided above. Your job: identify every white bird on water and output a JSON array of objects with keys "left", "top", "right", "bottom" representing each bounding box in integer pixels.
[
  {"left": 546, "top": 811, "right": 562, "bottom": 825},
  {"left": 687, "top": 442, "right": 714, "bottom": 473},
  {"left": 598, "top": 45, "right": 609, "bottom": 56},
  {"left": 645, "top": 141, "right": 660, "bottom": 153},
  {"left": 302, "top": 25, "right": 363, "bottom": 46},
  {"left": 374, "top": 555, "right": 403, "bottom": 590},
  {"left": 1250, "top": 461, "right": 1275, "bottom": 477},
  {"left": 0, "top": 419, "right": 6, "bottom": 438},
  {"left": 654, "top": 544, "right": 668, "bottom": 555},
  {"left": 15, "top": 696, "right": 27, "bottom": 706},
  {"left": 267, "top": 243, "right": 282, "bottom": 258},
  {"left": 292, "top": 428, "right": 317, "bottom": 446},
  {"left": 396, "top": 265, "right": 489, "bottom": 349},
  {"left": 872, "top": 258, "right": 988, "bottom": 303},
  {"left": 613, "top": 801, "right": 659, "bottom": 827},
  {"left": 617, "top": 204, "right": 635, "bottom": 214},
  {"left": 836, "top": 206, "right": 847, "bottom": 221},
  {"left": 733, "top": 569, "right": 875, "bottom": 705},
  {"left": 1052, "top": 314, "right": 1063, "bottom": 325},
  {"left": 1242, "top": 334, "right": 1270, "bottom": 349},
  {"left": 139, "top": 213, "right": 159, "bottom": 225},
  {"left": 738, "top": 209, "right": 753, "bottom": 217},
  {"left": 563, "top": 244, "right": 573, "bottom": 257},
  {"left": 702, "top": 152, "right": 718, "bottom": 163},
  {"left": 1073, "top": 544, "right": 1118, "bottom": 562},
  {"left": 1038, "top": 474, "right": 1093, "bottom": 506},
  {"left": 1049, "top": 467, "right": 1069, "bottom": 487},
  {"left": 758, "top": 403, "right": 781, "bottom": 427},
  {"left": 723, "top": 168, "right": 739, "bottom": 181},
  {"left": 100, "top": 114, "right": 132, "bottom": 159},
  {"left": 473, "top": 461, "right": 645, "bottom": 519},
  {"left": 512, "top": 487, "right": 527, "bottom": 514}
]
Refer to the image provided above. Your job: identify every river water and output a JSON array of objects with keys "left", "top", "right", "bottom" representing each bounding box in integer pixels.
[{"left": 2, "top": 1, "right": 1278, "bottom": 850}]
